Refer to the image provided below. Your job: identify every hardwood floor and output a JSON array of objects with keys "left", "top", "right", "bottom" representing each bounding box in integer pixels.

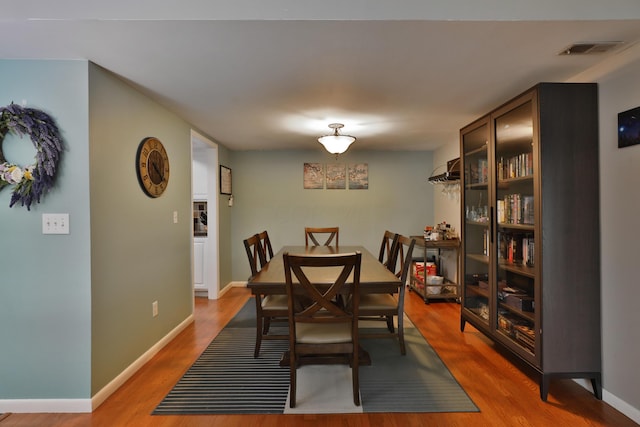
[{"left": 1, "top": 287, "right": 636, "bottom": 427}]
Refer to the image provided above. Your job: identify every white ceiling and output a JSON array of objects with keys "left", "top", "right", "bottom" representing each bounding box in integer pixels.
[{"left": 3, "top": 1, "right": 640, "bottom": 152}]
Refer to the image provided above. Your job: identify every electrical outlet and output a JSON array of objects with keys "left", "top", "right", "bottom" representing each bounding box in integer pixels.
[{"left": 152, "top": 301, "right": 158, "bottom": 317}]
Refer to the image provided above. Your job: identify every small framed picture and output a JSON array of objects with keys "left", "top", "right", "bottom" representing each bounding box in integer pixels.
[
  {"left": 618, "top": 106, "right": 640, "bottom": 148},
  {"left": 220, "top": 165, "right": 232, "bottom": 195}
]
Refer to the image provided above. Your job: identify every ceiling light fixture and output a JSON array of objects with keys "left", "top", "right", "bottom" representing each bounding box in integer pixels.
[{"left": 317, "top": 123, "right": 356, "bottom": 158}]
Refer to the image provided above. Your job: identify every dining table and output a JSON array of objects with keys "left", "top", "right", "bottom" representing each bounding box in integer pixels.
[{"left": 247, "top": 245, "right": 402, "bottom": 366}]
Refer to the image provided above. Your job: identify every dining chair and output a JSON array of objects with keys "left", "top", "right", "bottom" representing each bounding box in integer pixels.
[
  {"left": 378, "top": 230, "right": 399, "bottom": 272},
  {"left": 359, "top": 235, "right": 415, "bottom": 355},
  {"left": 304, "top": 226, "right": 339, "bottom": 246},
  {"left": 257, "top": 230, "right": 274, "bottom": 263},
  {"left": 243, "top": 234, "right": 266, "bottom": 277},
  {"left": 243, "top": 233, "right": 288, "bottom": 358},
  {"left": 283, "top": 251, "right": 362, "bottom": 408}
]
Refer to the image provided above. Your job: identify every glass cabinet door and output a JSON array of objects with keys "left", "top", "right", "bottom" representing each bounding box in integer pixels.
[
  {"left": 493, "top": 96, "right": 537, "bottom": 357},
  {"left": 461, "top": 118, "right": 491, "bottom": 326}
]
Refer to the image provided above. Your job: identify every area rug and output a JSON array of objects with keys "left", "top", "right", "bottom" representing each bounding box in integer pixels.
[{"left": 153, "top": 300, "right": 478, "bottom": 415}]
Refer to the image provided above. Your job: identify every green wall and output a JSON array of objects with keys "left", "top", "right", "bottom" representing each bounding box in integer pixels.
[
  {"left": 88, "top": 64, "right": 194, "bottom": 394},
  {"left": 0, "top": 60, "right": 201, "bottom": 404},
  {"left": 0, "top": 60, "right": 92, "bottom": 398},
  {"left": 230, "top": 150, "right": 434, "bottom": 281},
  {"left": 216, "top": 146, "right": 234, "bottom": 292}
]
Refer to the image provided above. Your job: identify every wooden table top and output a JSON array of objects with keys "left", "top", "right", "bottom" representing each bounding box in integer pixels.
[{"left": 247, "top": 245, "right": 401, "bottom": 294}]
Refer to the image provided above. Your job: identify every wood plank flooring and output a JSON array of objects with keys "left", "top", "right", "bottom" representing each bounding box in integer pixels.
[{"left": 1, "top": 287, "right": 636, "bottom": 427}]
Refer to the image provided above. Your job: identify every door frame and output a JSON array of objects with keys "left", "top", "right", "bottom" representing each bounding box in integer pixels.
[{"left": 190, "top": 129, "right": 220, "bottom": 299}]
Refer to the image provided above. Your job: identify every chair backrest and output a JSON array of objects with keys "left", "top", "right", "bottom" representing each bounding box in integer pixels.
[
  {"left": 283, "top": 252, "right": 361, "bottom": 327},
  {"left": 378, "top": 230, "right": 399, "bottom": 272},
  {"left": 243, "top": 234, "right": 267, "bottom": 278},
  {"left": 396, "top": 235, "right": 416, "bottom": 285},
  {"left": 394, "top": 235, "right": 416, "bottom": 286},
  {"left": 305, "top": 227, "right": 339, "bottom": 247},
  {"left": 257, "top": 230, "right": 274, "bottom": 263}
]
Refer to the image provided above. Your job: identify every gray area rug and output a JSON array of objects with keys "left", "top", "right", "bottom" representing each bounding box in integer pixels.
[{"left": 153, "top": 300, "right": 478, "bottom": 415}]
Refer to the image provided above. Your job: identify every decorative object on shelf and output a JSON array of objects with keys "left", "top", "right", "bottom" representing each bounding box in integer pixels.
[
  {"left": 428, "top": 157, "right": 460, "bottom": 201},
  {"left": 136, "top": 137, "right": 170, "bottom": 198},
  {"left": 219, "top": 165, "right": 232, "bottom": 195},
  {"left": 618, "top": 105, "right": 640, "bottom": 148},
  {"left": 425, "top": 222, "right": 458, "bottom": 241},
  {"left": 0, "top": 103, "right": 64, "bottom": 210},
  {"left": 317, "top": 123, "right": 356, "bottom": 158}
]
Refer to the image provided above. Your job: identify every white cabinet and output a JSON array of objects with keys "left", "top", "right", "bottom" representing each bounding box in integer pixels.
[
  {"left": 192, "top": 156, "right": 208, "bottom": 200},
  {"left": 193, "top": 239, "right": 205, "bottom": 290}
]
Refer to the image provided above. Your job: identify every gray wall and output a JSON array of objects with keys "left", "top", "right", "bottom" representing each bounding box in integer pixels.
[
  {"left": 597, "top": 58, "right": 640, "bottom": 415},
  {"left": 230, "top": 149, "right": 434, "bottom": 281}
]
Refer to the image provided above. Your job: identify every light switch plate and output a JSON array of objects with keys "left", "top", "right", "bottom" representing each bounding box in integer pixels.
[{"left": 42, "top": 213, "right": 70, "bottom": 234}]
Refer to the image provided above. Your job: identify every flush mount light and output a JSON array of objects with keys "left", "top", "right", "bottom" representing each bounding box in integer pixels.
[{"left": 317, "top": 123, "right": 356, "bottom": 157}]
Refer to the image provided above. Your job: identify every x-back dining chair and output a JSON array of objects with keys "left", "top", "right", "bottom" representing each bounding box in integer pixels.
[
  {"left": 378, "top": 230, "right": 399, "bottom": 272},
  {"left": 305, "top": 226, "right": 339, "bottom": 246},
  {"left": 283, "top": 251, "right": 362, "bottom": 408},
  {"left": 257, "top": 230, "right": 274, "bottom": 263},
  {"left": 243, "top": 232, "right": 288, "bottom": 358},
  {"left": 243, "top": 234, "right": 266, "bottom": 277},
  {"left": 359, "top": 235, "right": 415, "bottom": 355}
]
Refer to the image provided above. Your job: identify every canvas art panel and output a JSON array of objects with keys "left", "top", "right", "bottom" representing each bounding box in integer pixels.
[
  {"left": 326, "top": 163, "right": 346, "bottom": 189},
  {"left": 349, "top": 163, "right": 368, "bottom": 189},
  {"left": 303, "top": 163, "right": 324, "bottom": 189}
]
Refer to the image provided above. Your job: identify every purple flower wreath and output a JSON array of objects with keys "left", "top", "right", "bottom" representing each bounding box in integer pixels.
[{"left": 0, "top": 103, "right": 63, "bottom": 210}]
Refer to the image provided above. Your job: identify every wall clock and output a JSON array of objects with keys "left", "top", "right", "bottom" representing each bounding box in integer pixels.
[{"left": 136, "top": 137, "right": 170, "bottom": 198}]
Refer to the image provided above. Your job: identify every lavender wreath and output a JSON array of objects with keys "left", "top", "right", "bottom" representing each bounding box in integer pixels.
[{"left": 0, "top": 103, "right": 63, "bottom": 210}]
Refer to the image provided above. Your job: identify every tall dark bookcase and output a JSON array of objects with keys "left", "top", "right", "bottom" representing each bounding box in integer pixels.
[{"left": 460, "top": 83, "right": 601, "bottom": 401}]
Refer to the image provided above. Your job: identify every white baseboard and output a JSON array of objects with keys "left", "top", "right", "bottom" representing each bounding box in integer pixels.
[
  {"left": 0, "top": 313, "right": 194, "bottom": 413},
  {"left": 573, "top": 379, "right": 639, "bottom": 424},
  {"left": 91, "top": 313, "right": 194, "bottom": 410},
  {"left": 603, "top": 388, "right": 640, "bottom": 424},
  {"left": 217, "top": 281, "right": 247, "bottom": 298},
  {"left": 0, "top": 398, "right": 91, "bottom": 413}
]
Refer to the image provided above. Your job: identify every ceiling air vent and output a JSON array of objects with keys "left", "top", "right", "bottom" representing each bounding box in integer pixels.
[{"left": 559, "top": 42, "right": 624, "bottom": 55}]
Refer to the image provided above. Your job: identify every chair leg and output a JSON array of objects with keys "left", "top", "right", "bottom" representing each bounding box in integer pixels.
[
  {"left": 386, "top": 315, "right": 395, "bottom": 333},
  {"left": 263, "top": 316, "right": 271, "bottom": 334},
  {"left": 254, "top": 298, "right": 263, "bottom": 358},
  {"left": 352, "top": 349, "right": 360, "bottom": 406},
  {"left": 289, "top": 351, "right": 297, "bottom": 408},
  {"left": 398, "top": 314, "right": 406, "bottom": 356}
]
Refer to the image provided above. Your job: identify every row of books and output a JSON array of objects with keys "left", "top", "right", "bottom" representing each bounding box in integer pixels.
[
  {"left": 498, "top": 233, "right": 535, "bottom": 266},
  {"left": 498, "top": 152, "right": 534, "bottom": 180},
  {"left": 466, "top": 158, "right": 489, "bottom": 184},
  {"left": 497, "top": 194, "right": 534, "bottom": 225}
]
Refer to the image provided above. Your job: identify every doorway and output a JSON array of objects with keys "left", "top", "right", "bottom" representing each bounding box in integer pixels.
[{"left": 191, "top": 130, "right": 219, "bottom": 299}]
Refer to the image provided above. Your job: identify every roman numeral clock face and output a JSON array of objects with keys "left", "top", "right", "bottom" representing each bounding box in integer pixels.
[{"left": 136, "top": 137, "right": 170, "bottom": 198}]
